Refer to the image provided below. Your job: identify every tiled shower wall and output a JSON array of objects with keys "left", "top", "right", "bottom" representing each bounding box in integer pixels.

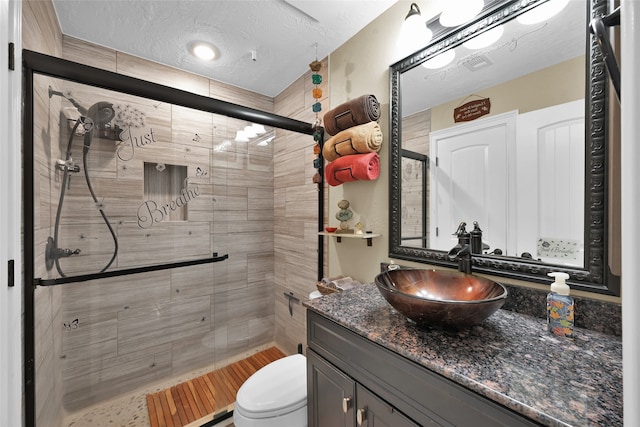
[
  {"left": 23, "top": 1, "right": 65, "bottom": 425},
  {"left": 273, "top": 58, "right": 329, "bottom": 354},
  {"left": 401, "top": 110, "right": 431, "bottom": 247}
]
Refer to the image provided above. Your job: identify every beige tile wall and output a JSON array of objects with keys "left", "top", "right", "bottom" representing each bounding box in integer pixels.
[
  {"left": 273, "top": 58, "right": 328, "bottom": 354},
  {"left": 23, "top": 1, "right": 65, "bottom": 426},
  {"left": 401, "top": 110, "right": 431, "bottom": 248}
]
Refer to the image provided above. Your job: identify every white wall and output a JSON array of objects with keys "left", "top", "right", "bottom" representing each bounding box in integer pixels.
[
  {"left": 621, "top": 1, "right": 639, "bottom": 424},
  {"left": 326, "top": 1, "right": 442, "bottom": 283},
  {"left": 0, "top": 0, "right": 23, "bottom": 426}
]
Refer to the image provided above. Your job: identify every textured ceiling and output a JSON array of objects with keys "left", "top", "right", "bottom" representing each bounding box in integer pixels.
[{"left": 51, "top": 0, "right": 399, "bottom": 97}]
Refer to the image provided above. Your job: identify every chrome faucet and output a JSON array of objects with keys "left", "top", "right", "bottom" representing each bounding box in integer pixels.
[{"left": 448, "top": 222, "right": 472, "bottom": 274}]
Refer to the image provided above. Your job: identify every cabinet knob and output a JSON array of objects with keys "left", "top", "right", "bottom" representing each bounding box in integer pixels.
[
  {"left": 356, "top": 407, "right": 367, "bottom": 426},
  {"left": 342, "top": 396, "right": 352, "bottom": 413}
]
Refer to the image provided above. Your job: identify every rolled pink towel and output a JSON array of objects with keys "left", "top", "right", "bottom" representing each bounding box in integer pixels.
[
  {"left": 323, "top": 94, "right": 380, "bottom": 136},
  {"left": 322, "top": 122, "right": 383, "bottom": 162},
  {"left": 325, "top": 152, "right": 380, "bottom": 186}
]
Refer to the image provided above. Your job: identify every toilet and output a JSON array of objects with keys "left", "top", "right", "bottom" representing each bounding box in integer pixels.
[{"left": 233, "top": 353, "right": 307, "bottom": 427}]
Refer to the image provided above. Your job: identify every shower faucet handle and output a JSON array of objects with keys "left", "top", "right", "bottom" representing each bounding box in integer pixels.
[
  {"left": 60, "top": 248, "right": 81, "bottom": 257},
  {"left": 56, "top": 159, "right": 80, "bottom": 173}
]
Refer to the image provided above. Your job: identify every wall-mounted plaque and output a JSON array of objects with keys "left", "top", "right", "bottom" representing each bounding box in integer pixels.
[{"left": 453, "top": 98, "right": 491, "bottom": 123}]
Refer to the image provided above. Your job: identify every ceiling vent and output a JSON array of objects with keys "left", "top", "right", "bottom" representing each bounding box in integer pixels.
[{"left": 463, "top": 54, "right": 494, "bottom": 72}]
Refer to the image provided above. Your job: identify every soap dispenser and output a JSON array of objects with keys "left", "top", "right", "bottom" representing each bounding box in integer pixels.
[{"left": 546, "top": 272, "right": 574, "bottom": 339}]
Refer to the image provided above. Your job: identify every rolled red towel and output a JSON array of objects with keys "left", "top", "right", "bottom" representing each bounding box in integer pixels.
[
  {"left": 325, "top": 152, "right": 380, "bottom": 186},
  {"left": 323, "top": 94, "right": 380, "bottom": 136}
]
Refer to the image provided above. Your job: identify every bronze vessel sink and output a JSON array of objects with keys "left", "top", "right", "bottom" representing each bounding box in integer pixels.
[{"left": 374, "top": 269, "right": 507, "bottom": 327}]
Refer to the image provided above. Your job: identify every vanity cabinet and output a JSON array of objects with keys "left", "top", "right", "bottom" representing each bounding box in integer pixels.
[
  {"left": 308, "top": 349, "right": 419, "bottom": 427},
  {"left": 307, "top": 311, "right": 541, "bottom": 427}
]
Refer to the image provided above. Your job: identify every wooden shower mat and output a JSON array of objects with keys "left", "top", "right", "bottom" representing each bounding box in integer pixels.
[{"left": 146, "top": 346, "right": 286, "bottom": 427}]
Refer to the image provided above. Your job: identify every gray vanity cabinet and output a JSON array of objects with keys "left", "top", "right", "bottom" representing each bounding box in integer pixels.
[
  {"left": 308, "top": 349, "right": 419, "bottom": 427},
  {"left": 308, "top": 349, "right": 356, "bottom": 427},
  {"left": 307, "top": 311, "right": 542, "bottom": 427}
]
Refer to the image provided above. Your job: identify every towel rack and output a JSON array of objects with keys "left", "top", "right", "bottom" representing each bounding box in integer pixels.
[{"left": 34, "top": 253, "right": 229, "bottom": 287}]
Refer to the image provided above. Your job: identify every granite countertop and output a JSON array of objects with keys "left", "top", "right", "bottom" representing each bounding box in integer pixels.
[{"left": 304, "top": 283, "right": 622, "bottom": 427}]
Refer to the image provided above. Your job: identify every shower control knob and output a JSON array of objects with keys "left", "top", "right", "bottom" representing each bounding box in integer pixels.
[
  {"left": 356, "top": 407, "right": 367, "bottom": 426},
  {"left": 342, "top": 396, "right": 352, "bottom": 413}
]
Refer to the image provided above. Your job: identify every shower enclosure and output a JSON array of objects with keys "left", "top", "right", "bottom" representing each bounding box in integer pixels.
[{"left": 24, "top": 51, "right": 313, "bottom": 427}]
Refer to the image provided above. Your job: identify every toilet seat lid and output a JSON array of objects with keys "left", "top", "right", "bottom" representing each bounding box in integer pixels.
[{"left": 235, "top": 354, "right": 307, "bottom": 418}]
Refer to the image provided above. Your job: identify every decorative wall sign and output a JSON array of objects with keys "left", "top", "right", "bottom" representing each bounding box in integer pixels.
[
  {"left": 454, "top": 98, "right": 491, "bottom": 123},
  {"left": 116, "top": 127, "right": 158, "bottom": 161},
  {"left": 137, "top": 185, "right": 201, "bottom": 229},
  {"left": 537, "top": 238, "right": 580, "bottom": 261}
]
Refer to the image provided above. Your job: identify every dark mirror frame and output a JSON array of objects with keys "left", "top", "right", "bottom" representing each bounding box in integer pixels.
[{"left": 389, "top": 0, "right": 620, "bottom": 296}]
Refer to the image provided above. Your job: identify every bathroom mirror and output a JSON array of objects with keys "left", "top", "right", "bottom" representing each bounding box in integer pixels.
[{"left": 389, "top": 0, "right": 620, "bottom": 295}]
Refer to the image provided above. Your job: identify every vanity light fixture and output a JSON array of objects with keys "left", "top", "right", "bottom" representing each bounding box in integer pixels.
[
  {"left": 422, "top": 49, "right": 456, "bottom": 69},
  {"left": 516, "top": 0, "right": 570, "bottom": 25},
  {"left": 400, "top": 3, "right": 433, "bottom": 55},
  {"left": 439, "top": 0, "right": 484, "bottom": 27},
  {"left": 462, "top": 25, "right": 504, "bottom": 49},
  {"left": 405, "top": 2, "right": 421, "bottom": 21},
  {"left": 189, "top": 41, "right": 218, "bottom": 61}
]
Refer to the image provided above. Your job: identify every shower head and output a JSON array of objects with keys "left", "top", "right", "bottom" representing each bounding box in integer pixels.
[
  {"left": 87, "top": 102, "right": 115, "bottom": 129},
  {"left": 83, "top": 102, "right": 115, "bottom": 152}
]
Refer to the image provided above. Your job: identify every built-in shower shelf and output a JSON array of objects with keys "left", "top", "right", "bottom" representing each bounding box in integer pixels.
[{"left": 318, "top": 232, "right": 381, "bottom": 246}]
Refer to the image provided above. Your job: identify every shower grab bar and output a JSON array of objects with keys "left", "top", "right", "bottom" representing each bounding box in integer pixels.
[
  {"left": 34, "top": 252, "right": 228, "bottom": 287},
  {"left": 590, "top": 7, "right": 621, "bottom": 101}
]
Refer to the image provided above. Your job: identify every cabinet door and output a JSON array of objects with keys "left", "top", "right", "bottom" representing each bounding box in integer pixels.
[
  {"left": 354, "top": 384, "right": 420, "bottom": 427},
  {"left": 308, "top": 349, "right": 356, "bottom": 427}
]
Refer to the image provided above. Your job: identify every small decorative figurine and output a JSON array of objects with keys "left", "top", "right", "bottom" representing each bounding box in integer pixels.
[
  {"left": 335, "top": 199, "right": 353, "bottom": 232},
  {"left": 354, "top": 222, "right": 364, "bottom": 235}
]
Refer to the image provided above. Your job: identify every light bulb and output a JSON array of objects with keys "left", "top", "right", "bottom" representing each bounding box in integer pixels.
[
  {"left": 243, "top": 125, "right": 257, "bottom": 138},
  {"left": 440, "top": 0, "right": 484, "bottom": 27},
  {"left": 191, "top": 42, "right": 217, "bottom": 60},
  {"left": 235, "top": 130, "right": 249, "bottom": 142},
  {"left": 463, "top": 25, "right": 504, "bottom": 50},
  {"left": 422, "top": 49, "right": 456, "bottom": 69},
  {"left": 517, "top": 0, "right": 570, "bottom": 25},
  {"left": 251, "top": 124, "right": 267, "bottom": 135},
  {"left": 398, "top": 3, "right": 433, "bottom": 57}
]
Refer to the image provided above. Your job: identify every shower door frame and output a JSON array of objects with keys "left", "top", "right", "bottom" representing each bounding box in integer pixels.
[{"left": 22, "top": 49, "right": 318, "bottom": 427}]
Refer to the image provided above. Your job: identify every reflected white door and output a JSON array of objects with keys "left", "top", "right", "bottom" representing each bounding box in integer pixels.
[
  {"left": 516, "top": 99, "right": 584, "bottom": 266},
  {"left": 430, "top": 111, "right": 516, "bottom": 253}
]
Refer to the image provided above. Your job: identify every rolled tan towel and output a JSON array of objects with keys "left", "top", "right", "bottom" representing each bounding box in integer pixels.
[
  {"left": 322, "top": 122, "right": 383, "bottom": 162},
  {"left": 325, "top": 152, "right": 380, "bottom": 186},
  {"left": 323, "top": 94, "right": 380, "bottom": 136}
]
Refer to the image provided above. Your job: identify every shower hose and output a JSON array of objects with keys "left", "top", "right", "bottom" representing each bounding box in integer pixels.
[{"left": 53, "top": 119, "right": 119, "bottom": 277}]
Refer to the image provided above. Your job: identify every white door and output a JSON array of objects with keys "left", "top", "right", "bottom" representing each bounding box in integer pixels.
[
  {"left": 430, "top": 111, "right": 516, "bottom": 253},
  {"left": 516, "top": 99, "right": 585, "bottom": 266}
]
